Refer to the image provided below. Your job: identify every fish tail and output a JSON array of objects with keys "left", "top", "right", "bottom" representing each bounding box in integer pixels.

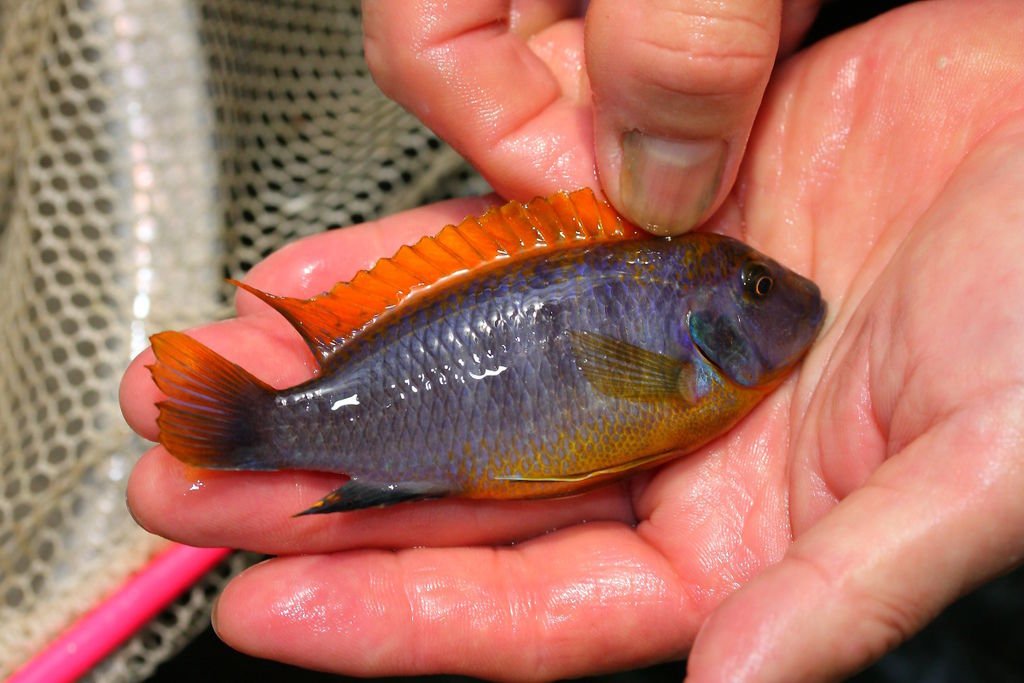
[{"left": 147, "top": 331, "right": 279, "bottom": 470}]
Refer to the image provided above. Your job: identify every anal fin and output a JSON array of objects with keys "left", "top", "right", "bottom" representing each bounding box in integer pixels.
[{"left": 295, "top": 479, "right": 449, "bottom": 515}]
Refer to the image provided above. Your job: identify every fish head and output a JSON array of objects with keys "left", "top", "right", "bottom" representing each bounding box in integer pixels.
[{"left": 687, "top": 236, "right": 826, "bottom": 388}]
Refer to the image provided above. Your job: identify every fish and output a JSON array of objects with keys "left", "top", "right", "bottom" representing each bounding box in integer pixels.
[{"left": 147, "top": 188, "right": 825, "bottom": 515}]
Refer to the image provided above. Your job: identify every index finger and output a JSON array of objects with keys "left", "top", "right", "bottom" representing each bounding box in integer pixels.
[{"left": 362, "top": 0, "right": 598, "bottom": 196}]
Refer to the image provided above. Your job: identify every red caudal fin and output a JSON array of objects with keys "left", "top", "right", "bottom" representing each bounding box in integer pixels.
[
  {"left": 231, "top": 188, "right": 646, "bottom": 369},
  {"left": 147, "top": 331, "right": 279, "bottom": 470}
]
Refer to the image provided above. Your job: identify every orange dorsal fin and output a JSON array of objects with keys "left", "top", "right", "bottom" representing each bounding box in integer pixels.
[{"left": 235, "top": 188, "right": 644, "bottom": 368}]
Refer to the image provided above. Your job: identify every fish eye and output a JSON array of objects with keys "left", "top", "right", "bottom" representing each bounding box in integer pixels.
[{"left": 742, "top": 263, "right": 774, "bottom": 299}]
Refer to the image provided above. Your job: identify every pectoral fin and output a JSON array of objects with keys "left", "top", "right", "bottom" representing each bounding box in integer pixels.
[
  {"left": 569, "top": 331, "right": 696, "bottom": 402},
  {"left": 495, "top": 451, "right": 672, "bottom": 483},
  {"left": 295, "top": 479, "right": 450, "bottom": 515}
]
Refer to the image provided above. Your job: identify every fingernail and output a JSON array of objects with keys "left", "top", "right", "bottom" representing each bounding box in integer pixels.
[
  {"left": 211, "top": 593, "right": 222, "bottom": 637},
  {"left": 124, "top": 495, "right": 153, "bottom": 534},
  {"left": 620, "top": 132, "right": 727, "bottom": 235}
]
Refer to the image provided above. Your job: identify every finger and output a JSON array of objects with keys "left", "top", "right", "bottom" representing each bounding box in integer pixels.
[
  {"left": 687, "top": 399, "right": 1024, "bottom": 682},
  {"left": 127, "top": 444, "right": 634, "bottom": 553},
  {"left": 586, "top": 0, "right": 781, "bottom": 234},
  {"left": 363, "top": 0, "right": 599, "bottom": 196},
  {"left": 213, "top": 523, "right": 698, "bottom": 679}
]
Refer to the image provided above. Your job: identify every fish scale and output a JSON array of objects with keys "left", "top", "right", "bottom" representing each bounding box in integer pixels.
[
  {"left": 147, "top": 190, "right": 825, "bottom": 513},
  {"left": 270, "top": 243, "right": 716, "bottom": 491}
]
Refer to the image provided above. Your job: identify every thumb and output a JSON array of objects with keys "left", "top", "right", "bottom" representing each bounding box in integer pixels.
[
  {"left": 685, "top": 404, "right": 1024, "bottom": 682},
  {"left": 585, "top": 0, "right": 781, "bottom": 234}
]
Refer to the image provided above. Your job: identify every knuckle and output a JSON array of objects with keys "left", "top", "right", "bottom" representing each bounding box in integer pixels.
[
  {"left": 360, "top": 5, "right": 391, "bottom": 80},
  {"left": 593, "top": 1, "right": 779, "bottom": 99},
  {"left": 787, "top": 550, "right": 924, "bottom": 663},
  {"left": 363, "top": 35, "right": 435, "bottom": 106},
  {"left": 639, "top": 24, "right": 776, "bottom": 97},
  {"left": 362, "top": 33, "right": 399, "bottom": 92},
  {"left": 360, "top": 8, "right": 428, "bottom": 98}
]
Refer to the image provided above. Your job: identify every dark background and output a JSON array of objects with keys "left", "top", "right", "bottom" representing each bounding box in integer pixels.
[{"left": 151, "top": 2, "right": 1024, "bottom": 681}]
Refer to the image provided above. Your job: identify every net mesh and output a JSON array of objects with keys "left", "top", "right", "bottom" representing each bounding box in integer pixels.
[{"left": 0, "top": 0, "right": 485, "bottom": 678}]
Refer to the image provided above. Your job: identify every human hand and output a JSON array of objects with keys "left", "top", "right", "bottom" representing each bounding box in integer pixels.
[
  {"left": 121, "top": 1, "right": 1024, "bottom": 680},
  {"left": 363, "top": 0, "right": 821, "bottom": 234}
]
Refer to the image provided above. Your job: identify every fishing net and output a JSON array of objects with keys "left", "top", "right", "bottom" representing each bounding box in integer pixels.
[{"left": 0, "top": 0, "right": 485, "bottom": 678}]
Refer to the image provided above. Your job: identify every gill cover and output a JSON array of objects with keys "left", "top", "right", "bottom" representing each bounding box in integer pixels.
[{"left": 688, "top": 310, "right": 767, "bottom": 388}]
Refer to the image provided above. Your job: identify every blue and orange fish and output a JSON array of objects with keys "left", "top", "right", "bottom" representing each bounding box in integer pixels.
[{"left": 148, "top": 189, "right": 825, "bottom": 514}]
